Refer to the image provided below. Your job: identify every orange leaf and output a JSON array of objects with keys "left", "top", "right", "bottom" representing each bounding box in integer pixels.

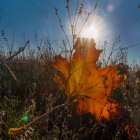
[
  {"left": 52, "top": 38, "right": 121, "bottom": 121},
  {"left": 9, "top": 127, "right": 24, "bottom": 135}
]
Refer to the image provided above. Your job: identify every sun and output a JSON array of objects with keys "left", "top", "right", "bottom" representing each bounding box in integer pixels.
[
  {"left": 81, "top": 24, "right": 99, "bottom": 39},
  {"left": 67, "top": 14, "right": 110, "bottom": 44},
  {"left": 78, "top": 15, "right": 110, "bottom": 43}
]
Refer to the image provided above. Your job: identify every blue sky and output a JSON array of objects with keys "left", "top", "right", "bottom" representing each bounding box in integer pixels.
[{"left": 0, "top": 0, "right": 140, "bottom": 62}]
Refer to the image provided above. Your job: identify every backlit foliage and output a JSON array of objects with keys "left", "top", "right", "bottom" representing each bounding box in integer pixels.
[{"left": 52, "top": 38, "right": 121, "bottom": 120}]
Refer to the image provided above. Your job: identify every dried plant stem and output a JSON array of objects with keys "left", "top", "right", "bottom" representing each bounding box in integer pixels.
[
  {"left": 66, "top": 0, "right": 74, "bottom": 46},
  {"left": 24, "top": 102, "right": 66, "bottom": 128},
  {"left": 77, "top": 2, "right": 98, "bottom": 37},
  {"left": 73, "top": 0, "right": 80, "bottom": 34},
  {"left": 55, "top": 8, "right": 71, "bottom": 49},
  {"left": 0, "top": 40, "right": 29, "bottom": 66},
  {"left": 4, "top": 63, "right": 19, "bottom": 84},
  {"left": 0, "top": 40, "right": 29, "bottom": 83}
]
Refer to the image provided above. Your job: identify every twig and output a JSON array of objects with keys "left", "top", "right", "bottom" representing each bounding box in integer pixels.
[
  {"left": 0, "top": 40, "right": 29, "bottom": 66},
  {"left": 4, "top": 63, "right": 19, "bottom": 84},
  {"left": 66, "top": 0, "right": 75, "bottom": 47},
  {"left": 24, "top": 102, "right": 66, "bottom": 128},
  {"left": 0, "top": 40, "right": 29, "bottom": 83},
  {"left": 5, "top": 40, "right": 29, "bottom": 64},
  {"left": 73, "top": 0, "right": 80, "bottom": 34},
  {"left": 55, "top": 7, "right": 71, "bottom": 49},
  {"left": 7, "top": 41, "right": 29, "bottom": 61},
  {"left": 77, "top": 1, "right": 98, "bottom": 37}
]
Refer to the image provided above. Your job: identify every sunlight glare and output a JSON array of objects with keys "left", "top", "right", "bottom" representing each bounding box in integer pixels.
[
  {"left": 67, "top": 11, "right": 111, "bottom": 45},
  {"left": 81, "top": 24, "right": 99, "bottom": 39},
  {"left": 78, "top": 15, "right": 110, "bottom": 43}
]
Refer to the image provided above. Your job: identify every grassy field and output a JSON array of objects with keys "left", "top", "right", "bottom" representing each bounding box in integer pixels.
[
  {"left": 0, "top": 1, "right": 140, "bottom": 138},
  {"left": 0, "top": 37, "right": 139, "bottom": 140}
]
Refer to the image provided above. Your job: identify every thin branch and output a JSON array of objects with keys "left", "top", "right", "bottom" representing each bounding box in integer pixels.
[
  {"left": 0, "top": 40, "right": 29, "bottom": 66},
  {"left": 55, "top": 7, "right": 71, "bottom": 49},
  {"left": 77, "top": 1, "right": 98, "bottom": 37},
  {"left": 0, "top": 41, "right": 29, "bottom": 83},
  {"left": 4, "top": 63, "right": 19, "bottom": 84},
  {"left": 24, "top": 102, "right": 67, "bottom": 128},
  {"left": 66, "top": 0, "right": 74, "bottom": 46},
  {"left": 73, "top": 0, "right": 80, "bottom": 33}
]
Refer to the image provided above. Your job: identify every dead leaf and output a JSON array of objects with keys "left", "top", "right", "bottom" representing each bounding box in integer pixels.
[
  {"left": 9, "top": 127, "right": 24, "bottom": 135},
  {"left": 52, "top": 38, "right": 121, "bottom": 120}
]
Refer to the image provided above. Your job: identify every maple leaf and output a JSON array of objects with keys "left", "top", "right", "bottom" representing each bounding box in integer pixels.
[{"left": 51, "top": 38, "right": 121, "bottom": 121}]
